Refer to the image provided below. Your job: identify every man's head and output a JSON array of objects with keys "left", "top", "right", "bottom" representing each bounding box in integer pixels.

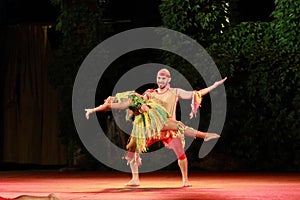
[{"left": 156, "top": 68, "right": 171, "bottom": 89}]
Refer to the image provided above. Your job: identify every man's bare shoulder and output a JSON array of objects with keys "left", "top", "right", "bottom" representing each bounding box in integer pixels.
[{"left": 169, "top": 88, "right": 179, "bottom": 95}]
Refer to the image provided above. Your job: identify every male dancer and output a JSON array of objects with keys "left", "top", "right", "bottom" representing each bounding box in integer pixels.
[{"left": 125, "top": 68, "right": 226, "bottom": 187}]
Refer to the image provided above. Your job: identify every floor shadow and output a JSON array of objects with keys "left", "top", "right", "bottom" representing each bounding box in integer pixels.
[{"left": 100, "top": 187, "right": 185, "bottom": 193}]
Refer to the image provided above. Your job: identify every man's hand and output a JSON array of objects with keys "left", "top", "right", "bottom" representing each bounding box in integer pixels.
[{"left": 214, "top": 77, "right": 227, "bottom": 87}]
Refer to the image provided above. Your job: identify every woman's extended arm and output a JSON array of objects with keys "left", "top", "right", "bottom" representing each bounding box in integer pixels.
[
  {"left": 85, "top": 97, "right": 131, "bottom": 120},
  {"left": 111, "top": 99, "right": 131, "bottom": 110}
]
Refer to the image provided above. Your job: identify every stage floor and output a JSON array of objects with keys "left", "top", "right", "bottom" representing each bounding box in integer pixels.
[{"left": 0, "top": 170, "right": 299, "bottom": 200}]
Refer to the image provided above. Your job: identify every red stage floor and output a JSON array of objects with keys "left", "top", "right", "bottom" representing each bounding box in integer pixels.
[{"left": 0, "top": 170, "right": 299, "bottom": 200}]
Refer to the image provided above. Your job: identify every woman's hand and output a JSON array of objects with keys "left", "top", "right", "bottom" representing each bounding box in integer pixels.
[{"left": 85, "top": 108, "right": 94, "bottom": 120}]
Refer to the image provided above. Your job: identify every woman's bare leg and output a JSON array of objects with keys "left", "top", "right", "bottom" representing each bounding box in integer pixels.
[
  {"left": 162, "top": 119, "right": 220, "bottom": 141},
  {"left": 125, "top": 137, "right": 140, "bottom": 186},
  {"left": 125, "top": 159, "right": 140, "bottom": 186}
]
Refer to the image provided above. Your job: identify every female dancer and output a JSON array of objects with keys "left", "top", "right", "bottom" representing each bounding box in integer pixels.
[{"left": 85, "top": 91, "right": 220, "bottom": 153}]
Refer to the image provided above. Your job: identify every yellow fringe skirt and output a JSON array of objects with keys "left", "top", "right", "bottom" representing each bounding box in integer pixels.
[{"left": 131, "top": 100, "right": 169, "bottom": 153}]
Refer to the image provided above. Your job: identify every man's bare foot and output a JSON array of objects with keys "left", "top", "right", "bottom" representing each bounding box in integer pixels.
[
  {"left": 183, "top": 179, "right": 192, "bottom": 187},
  {"left": 125, "top": 179, "right": 140, "bottom": 186},
  {"left": 204, "top": 133, "right": 220, "bottom": 141}
]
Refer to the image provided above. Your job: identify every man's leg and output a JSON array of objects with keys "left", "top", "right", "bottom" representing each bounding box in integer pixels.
[
  {"left": 178, "top": 158, "right": 192, "bottom": 187},
  {"left": 167, "top": 137, "right": 192, "bottom": 187}
]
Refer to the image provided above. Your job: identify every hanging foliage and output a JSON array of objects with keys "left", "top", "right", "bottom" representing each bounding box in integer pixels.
[{"left": 48, "top": 0, "right": 112, "bottom": 165}]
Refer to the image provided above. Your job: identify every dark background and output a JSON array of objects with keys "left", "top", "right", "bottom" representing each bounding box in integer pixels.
[
  {"left": 0, "top": 0, "right": 274, "bottom": 25},
  {"left": 2, "top": 0, "right": 297, "bottom": 172}
]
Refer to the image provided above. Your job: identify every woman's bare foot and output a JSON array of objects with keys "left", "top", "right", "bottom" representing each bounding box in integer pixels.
[
  {"left": 183, "top": 179, "right": 192, "bottom": 187},
  {"left": 204, "top": 133, "right": 220, "bottom": 141},
  {"left": 125, "top": 179, "right": 140, "bottom": 186}
]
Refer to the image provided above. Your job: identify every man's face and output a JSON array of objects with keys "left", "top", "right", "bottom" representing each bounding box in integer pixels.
[{"left": 156, "top": 75, "right": 170, "bottom": 89}]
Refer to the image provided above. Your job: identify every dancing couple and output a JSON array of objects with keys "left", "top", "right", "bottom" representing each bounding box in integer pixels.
[{"left": 85, "top": 68, "right": 226, "bottom": 187}]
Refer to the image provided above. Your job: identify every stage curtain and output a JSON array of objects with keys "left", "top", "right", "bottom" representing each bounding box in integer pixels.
[{"left": 0, "top": 24, "right": 67, "bottom": 165}]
